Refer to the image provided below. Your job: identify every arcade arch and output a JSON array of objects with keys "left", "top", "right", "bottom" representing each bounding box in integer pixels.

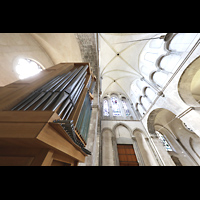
[
  {"left": 147, "top": 108, "right": 200, "bottom": 166},
  {"left": 178, "top": 55, "right": 200, "bottom": 106}
]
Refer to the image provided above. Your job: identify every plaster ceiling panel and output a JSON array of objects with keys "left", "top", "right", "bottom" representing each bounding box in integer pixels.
[
  {"left": 101, "top": 56, "right": 137, "bottom": 76},
  {"left": 115, "top": 76, "right": 137, "bottom": 98},
  {"left": 101, "top": 33, "right": 157, "bottom": 53},
  {"left": 103, "top": 70, "right": 138, "bottom": 81},
  {"left": 103, "top": 81, "right": 126, "bottom": 96},
  {"left": 120, "top": 41, "right": 148, "bottom": 73},
  {"left": 99, "top": 36, "right": 116, "bottom": 74},
  {"left": 102, "top": 76, "right": 113, "bottom": 94}
]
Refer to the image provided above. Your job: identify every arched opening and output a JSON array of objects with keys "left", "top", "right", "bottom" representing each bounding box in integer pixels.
[
  {"left": 168, "top": 33, "right": 198, "bottom": 52},
  {"left": 15, "top": 58, "right": 44, "bottom": 79},
  {"left": 121, "top": 97, "right": 131, "bottom": 117},
  {"left": 147, "top": 108, "right": 200, "bottom": 166},
  {"left": 132, "top": 128, "right": 158, "bottom": 166},
  {"left": 110, "top": 95, "right": 122, "bottom": 116},
  {"left": 159, "top": 54, "right": 181, "bottom": 73},
  {"left": 178, "top": 55, "right": 200, "bottom": 106},
  {"left": 103, "top": 98, "right": 110, "bottom": 117},
  {"left": 152, "top": 71, "right": 169, "bottom": 88},
  {"left": 114, "top": 124, "right": 139, "bottom": 166},
  {"left": 115, "top": 124, "right": 132, "bottom": 141}
]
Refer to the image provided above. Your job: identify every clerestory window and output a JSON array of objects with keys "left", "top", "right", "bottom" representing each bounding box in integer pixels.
[
  {"left": 121, "top": 98, "right": 130, "bottom": 116},
  {"left": 111, "top": 96, "right": 121, "bottom": 116},
  {"left": 103, "top": 99, "right": 110, "bottom": 116},
  {"left": 155, "top": 131, "right": 173, "bottom": 151}
]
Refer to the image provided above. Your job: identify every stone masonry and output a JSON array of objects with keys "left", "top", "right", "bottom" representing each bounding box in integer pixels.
[{"left": 75, "top": 33, "right": 98, "bottom": 93}]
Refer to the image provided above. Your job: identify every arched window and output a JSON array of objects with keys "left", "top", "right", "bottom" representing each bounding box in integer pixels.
[
  {"left": 131, "top": 79, "right": 147, "bottom": 97},
  {"left": 103, "top": 99, "right": 110, "bottom": 116},
  {"left": 141, "top": 96, "right": 151, "bottom": 111},
  {"left": 121, "top": 98, "right": 131, "bottom": 116},
  {"left": 149, "top": 38, "right": 164, "bottom": 49},
  {"left": 155, "top": 131, "right": 172, "bottom": 151},
  {"left": 111, "top": 96, "right": 121, "bottom": 116},
  {"left": 159, "top": 54, "right": 181, "bottom": 72},
  {"left": 131, "top": 81, "right": 141, "bottom": 95},
  {"left": 152, "top": 71, "right": 169, "bottom": 88},
  {"left": 145, "top": 87, "right": 156, "bottom": 102},
  {"left": 15, "top": 58, "right": 43, "bottom": 79},
  {"left": 137, "top": 104, "right": 146, "bottom": 117},
  {"left": 140, "top": 65, "right": 156, "bottom": 77},
  {"left": 144, "top": 52, "right": 159, "bottom": 63},
  {"left": 169, "top": 33, "right": 198, "bottom": 52}
]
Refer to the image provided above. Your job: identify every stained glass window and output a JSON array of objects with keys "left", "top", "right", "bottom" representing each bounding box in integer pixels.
[
  {"left": 103, "top": 99, "right": 109, "bottom": 116},
  {"left": 155, "top": 131, "right": 172, "bottom": 151},
  {"left": 111, "top": 96, "right": 121, "bottom": 116},
  {"left": 121, "top": 99, "right": 130, "bottom": 116}
]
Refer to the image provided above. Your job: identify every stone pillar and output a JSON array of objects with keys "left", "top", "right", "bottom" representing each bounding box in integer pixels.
[
  {"left": 134, "top": 131, "right": 158, "bottom": 166},
  {"left": 102, "top": 129, "right": 115, "bottom": 166}
]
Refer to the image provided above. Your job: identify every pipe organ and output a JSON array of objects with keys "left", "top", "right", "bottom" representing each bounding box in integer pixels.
[{"left": 0, "top": 62, "right": 96, "bottom": 166}]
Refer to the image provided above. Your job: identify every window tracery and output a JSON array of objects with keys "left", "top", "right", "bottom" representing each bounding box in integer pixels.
[
  {"left": 103, "top": 99, "right": 110, "bottom": 116},
  {"left": 121, "top": 98, "right": 131, "bottom": 116},
  {"left": 155, "top": 131, "right": 173, "bottom": 151},
  {"left": 111, "top": 96, "right": 121, "bottom": 116},
  {"left": 102, "top": 95, "right": 134, "bottom": 119}
]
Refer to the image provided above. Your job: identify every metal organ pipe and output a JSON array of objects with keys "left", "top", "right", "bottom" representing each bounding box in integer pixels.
[{"left": 11, "top": 64, "right": 95, "bottom": 152}]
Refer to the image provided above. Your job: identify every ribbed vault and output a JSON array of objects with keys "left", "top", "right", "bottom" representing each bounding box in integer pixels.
[{"left": 98, "top": 33, "right": 162, "bottom": 101}]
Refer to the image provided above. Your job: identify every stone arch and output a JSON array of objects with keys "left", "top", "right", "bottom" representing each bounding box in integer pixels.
[
  {"left": 132, "top": 128, "right": 146, "bottom": 136},
  {"left": 113, "top": 123, "right": 132, "bottom": 139},
  {"left": 178, "top": 55, "right": 200, "bottom": 107},
  {"left": 147, "top": 108, "right": 165, "bottom": 135},
  {"left": 132, "top": 128, "right": 158, "bottom": 166},
  {"left": 147, "top": 107, "right": 200, "bottom": 165}
]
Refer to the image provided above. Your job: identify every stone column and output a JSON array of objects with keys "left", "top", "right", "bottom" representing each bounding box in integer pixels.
[{"left": 134, "top": 131, "right": 158, "bottom": 166}]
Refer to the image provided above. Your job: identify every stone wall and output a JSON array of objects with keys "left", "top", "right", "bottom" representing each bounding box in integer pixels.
[
  {"left": 75, "top": 33, "right": 98, "bottom": 93},
  {"left": 75, "top": 33, "right": 100, "bottom": 165}
]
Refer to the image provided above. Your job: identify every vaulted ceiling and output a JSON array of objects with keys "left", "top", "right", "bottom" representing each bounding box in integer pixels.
[{"left": 98, "top": 33, "right": 163, "bottom": 101}]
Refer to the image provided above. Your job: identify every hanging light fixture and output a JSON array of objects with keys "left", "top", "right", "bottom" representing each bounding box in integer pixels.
[{"left": 114, "top": 33, "right": 174, "bottom": 44}]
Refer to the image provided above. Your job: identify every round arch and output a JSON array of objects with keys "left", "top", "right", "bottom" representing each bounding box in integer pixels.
[
  {"left": 178, "top": 55, "right": 200, "bottom": 107},
  {"left": 132, "top": 128, "right": 147, "bottom": 137},
  {"left": 147, "top": 107, "right": 200, "bottom": 165}
]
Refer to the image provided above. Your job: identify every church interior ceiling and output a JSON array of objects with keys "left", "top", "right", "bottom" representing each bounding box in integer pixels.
[{"left": 98, "top": 33, "right": 165, "bottom": 100}]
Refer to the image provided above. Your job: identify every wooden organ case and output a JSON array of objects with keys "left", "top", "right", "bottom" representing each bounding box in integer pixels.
[{"left": 0, "top": 62, "right": 96, "bottom": 166}]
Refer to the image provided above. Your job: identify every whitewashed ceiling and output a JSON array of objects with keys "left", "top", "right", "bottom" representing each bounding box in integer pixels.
[{"left": 98, "top": 33, "right": 163, "bottom": 101}]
